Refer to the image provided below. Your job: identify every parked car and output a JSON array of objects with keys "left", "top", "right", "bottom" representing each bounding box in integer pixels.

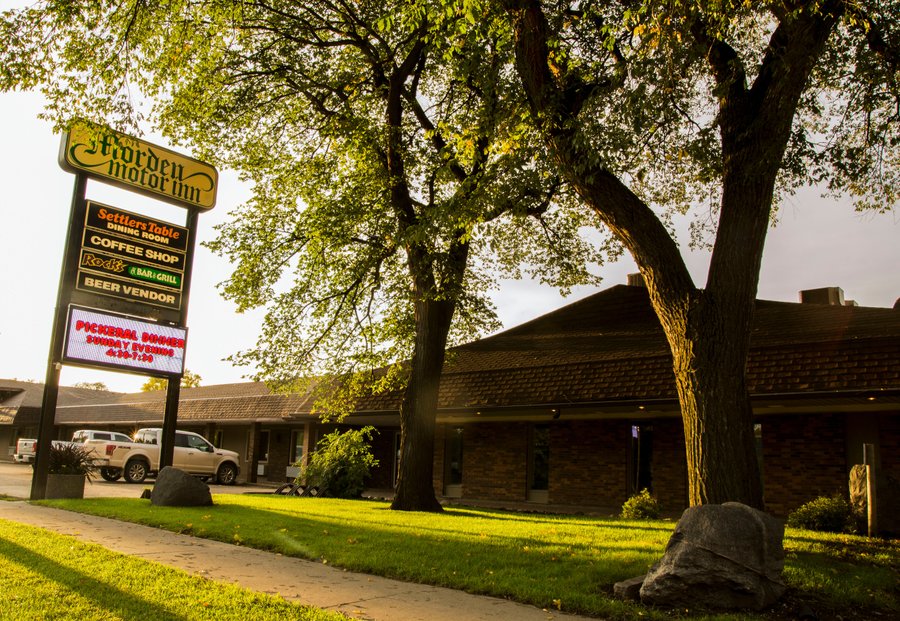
[
  {"left": 101, "top": 428, "right": 241, "bottom": 485},
  {"left": 49, "top": 430, "right": 134, "bottom": 473},
  {"left": 70, "top": 429, "right": 134, "bottom": 445},
  {"left": 13, "top": 438, "right": 36, "bottom": 464}
]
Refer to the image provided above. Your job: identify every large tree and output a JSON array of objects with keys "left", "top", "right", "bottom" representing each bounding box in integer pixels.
[
  {"left": 501, "top": 0, "right": 898, "bottom": 507},
  {"left": 1, "top": 1, "right": 603, "bottom": 511}
]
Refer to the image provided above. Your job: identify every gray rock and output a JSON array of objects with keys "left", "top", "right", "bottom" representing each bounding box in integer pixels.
[
  {"left": 639, "top": 502, "right": 785, "bottom": 611},
  {"left": 150, "top": 466, "right": 213, "bottom": 507},
  {"left": 849, "top": 464, "right": 868, "bottom": 519},
  {"left": 613, "top": 575, "right": 645, "bottom": 601}
]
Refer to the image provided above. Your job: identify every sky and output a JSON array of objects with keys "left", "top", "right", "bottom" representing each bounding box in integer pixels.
[{"left": 1, "top": 87, "right": 898, "bottom": 393}]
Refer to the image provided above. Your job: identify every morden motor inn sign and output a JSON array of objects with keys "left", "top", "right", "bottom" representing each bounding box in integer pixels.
[{"left": 60, "top": 121, "right": 218, "bottom": 211}]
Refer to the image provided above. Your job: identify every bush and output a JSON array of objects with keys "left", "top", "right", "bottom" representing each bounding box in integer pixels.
[
  {"left": 621, "top": 489, "right": 660, "bottom": 519},
  {"left": 301, "top": 427, "right": 379, "bottom": 498},
  {"left": 787, "top": 495, "right": 858, "bottom": 534},
  {"left": 47, "top": 442, "right": 97, "bottom": 480}
]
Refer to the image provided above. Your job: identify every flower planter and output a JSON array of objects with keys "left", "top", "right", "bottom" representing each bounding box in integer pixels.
[{"left": 46, "top": 474, "right": 86, "bottom": 499}]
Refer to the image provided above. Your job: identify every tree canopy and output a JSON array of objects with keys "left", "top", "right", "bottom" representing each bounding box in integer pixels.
[
  {"left": 72, "top": 381, "right": 109, "bottom": 391},
  {"left": 1, "top": 0, "right": 604, "bottom": 510},
  {"left": 2, "top": 0, "right": 895, "bottom": 511},
  {"left": 141, "top": 370, "right": 202, "bottom": 392}
]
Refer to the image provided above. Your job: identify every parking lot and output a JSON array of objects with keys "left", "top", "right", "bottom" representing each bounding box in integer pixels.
[{"left": 0, "top": 460, "right": 275, "bottom": 499}]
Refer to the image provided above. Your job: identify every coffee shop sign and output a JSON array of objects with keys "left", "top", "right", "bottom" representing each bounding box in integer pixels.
[{"left": 60, "top": 121, "right": 218, "bottom": 211}]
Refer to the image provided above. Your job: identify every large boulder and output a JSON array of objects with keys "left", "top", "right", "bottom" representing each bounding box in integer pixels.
[
  {"left": 150, "top": 466, "right": 213, "bottom": 507},
  {"left": 849, "top": 464, "right": 868, "bottom": 519},
  {"left": 639, "top": 502, "right": 785, "bottom": 611}
]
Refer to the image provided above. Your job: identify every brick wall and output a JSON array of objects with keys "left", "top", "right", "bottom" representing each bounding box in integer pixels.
[
  {"left": 550, "top": 420, "right": 629, "bottom": 508},
  {"left": 463, "top": 422, "right": 528, "bottom": 501},
  {"left": 762, "top": 413, "right": 848, "bottom": 517},
  {"left": 650, "top": 419, "right": 688, "bottom": 513},
  {"left": 878, "top": 412, "right": 899, "bottom": 482},
  {"left": 264, "top": 426, "right": 293, "bottom": 482},
  {"left": 367, "top": 426, "right": 398, "bottom": 489},
  {"left": 433, "top": 424, "right": 446, "bottom": 493}
]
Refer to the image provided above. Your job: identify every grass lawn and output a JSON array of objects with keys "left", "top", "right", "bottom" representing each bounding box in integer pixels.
[
  {"left": 39, "top": 495, "right": 900, "bottom": 620},
  {"left": 0, "top": 518, "right": 345, "bottom": 621}
]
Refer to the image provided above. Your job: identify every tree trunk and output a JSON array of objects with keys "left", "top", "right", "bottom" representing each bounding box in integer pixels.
[
  {"left": 505, "top": 0, "right": 839, "bottom": 510},
  {"left": 658, "top": 289, "right": 764, "bottom": 508},
  {"left": 391, "top": 297, "right": 455, "bottom": 512}
]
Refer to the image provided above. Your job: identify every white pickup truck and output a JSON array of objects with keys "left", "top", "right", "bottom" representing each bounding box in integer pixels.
[
  {"left": 13, "top": 438, "right": 36, "bottom": 464},
  {"left": 100, "top": 428, "right": 241, "bottom": 485}
]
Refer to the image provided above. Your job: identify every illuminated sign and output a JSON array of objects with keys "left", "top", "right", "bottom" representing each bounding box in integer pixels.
[
  {"left": 60, "top": 121, "right": 218, "bottom": 211},
  {"left": 63, "top": 306, "right": 187, "bottom": 376},
  {"left": 85, "top": 202, "right": 188, "bottom": 251},
  {"left": 75, "top": 202, "right": 188, "bottom": 310}
]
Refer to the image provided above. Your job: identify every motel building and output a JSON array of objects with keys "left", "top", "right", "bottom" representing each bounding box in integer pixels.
[{"left": 3, "top": 280, "right": 898, "bottom": 525}]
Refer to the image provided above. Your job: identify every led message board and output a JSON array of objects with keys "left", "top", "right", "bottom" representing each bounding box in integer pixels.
[{"left": 63, "top": 306, "right": 187, "bottom": 376}]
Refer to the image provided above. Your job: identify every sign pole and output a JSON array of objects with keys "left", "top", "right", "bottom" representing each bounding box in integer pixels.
[
  {"left": 31, "top": 173, "right": 88, "bottom": 500},
  {"left": 160, "top": 209, "right": 198, "bottom": 469},
  {"left": 160, "top": 381, "right": 180, "bottom": 469},
  {"left": 39, "top": 124, "right": 217, "bottom": 485}
]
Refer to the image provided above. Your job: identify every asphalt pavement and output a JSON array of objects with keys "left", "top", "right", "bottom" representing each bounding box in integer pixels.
[{"left": 0, "top": 461, "right": 591, "bottom": 621}]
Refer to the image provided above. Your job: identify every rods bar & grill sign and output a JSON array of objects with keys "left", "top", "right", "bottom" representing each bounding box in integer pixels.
[{"left": 60, "top": 121, "right": 218, "bottom": 211}]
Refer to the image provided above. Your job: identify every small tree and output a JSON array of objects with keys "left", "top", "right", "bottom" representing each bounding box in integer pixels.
[
  {"left": 302, "top": 427, "right": 379, "bottom": 499},
  {"left": 73, "top": 381, "right": 109, "bottom": 391},
  {"left": 141, "top": 370, "right": 202, "bottom": 392}
]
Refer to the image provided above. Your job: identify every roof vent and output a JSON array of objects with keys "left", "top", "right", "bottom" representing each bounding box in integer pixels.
[
  {"left": 627, "top": 273, "right": 645, "bottom": 287},
  {"left": 799, "top": 287, "right": 844, "bottom": 306}
]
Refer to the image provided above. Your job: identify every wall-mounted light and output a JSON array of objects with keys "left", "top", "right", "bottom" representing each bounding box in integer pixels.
[{"left": 551, "top": 408, "right": 560, "bottom": 419}]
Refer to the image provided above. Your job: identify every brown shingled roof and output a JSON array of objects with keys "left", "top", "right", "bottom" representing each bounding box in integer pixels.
[
  {"left": 431, "top": 285, "right": 900, "bottom": 410},
  {"left": 7, "top": 283, "right": 899, "bottom": 425}
]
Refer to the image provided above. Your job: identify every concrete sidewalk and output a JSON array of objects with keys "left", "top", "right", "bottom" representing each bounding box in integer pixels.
[{"left": 0, "top": 501, "right": 593, "bottom": 621}]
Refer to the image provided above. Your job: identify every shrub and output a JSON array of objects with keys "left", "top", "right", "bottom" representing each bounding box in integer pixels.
[
  {"left": 47, "top": 442, "right": 97, "bottom": 480},
  {"left": 302, "top": 427, "right": 379, "bottom": 498},
  {"left": 621, "top": 489, "right": 660, "bottom": 519},
  {"left": 787, "top": 495, "right": 858, "bottom": 534}
]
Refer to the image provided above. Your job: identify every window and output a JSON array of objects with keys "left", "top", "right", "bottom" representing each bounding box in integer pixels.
[
  {"left": 257, "top": 430, "right": 270, "bottom": 462},
  {"left": 529, "top": 424, "right": 550, "bottom": 491},
  {"left": 754, "top": 423, "right": 764, "bottom": 492},
  {"left": 290, "top": 429, "right": 304, "bottom": 465},
  {"left": 629, "top": 424, "right": 653, "bottom": 494},
  {"left": 187, "top": 435, "right": 213, "bottom": 452},
  {"left": 445, "top": 428, "right": 464, "bottom": 486},
  {"left": 393, "top": 431, "right": 401, "bottom": 487}
]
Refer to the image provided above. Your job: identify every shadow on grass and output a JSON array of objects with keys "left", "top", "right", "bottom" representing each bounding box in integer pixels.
[
  {"left": 0, "top": 534, "right": 183, "bottom": 621},
  {"left": 439, "top": 505, "right": 676, "bottom": 528}
]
